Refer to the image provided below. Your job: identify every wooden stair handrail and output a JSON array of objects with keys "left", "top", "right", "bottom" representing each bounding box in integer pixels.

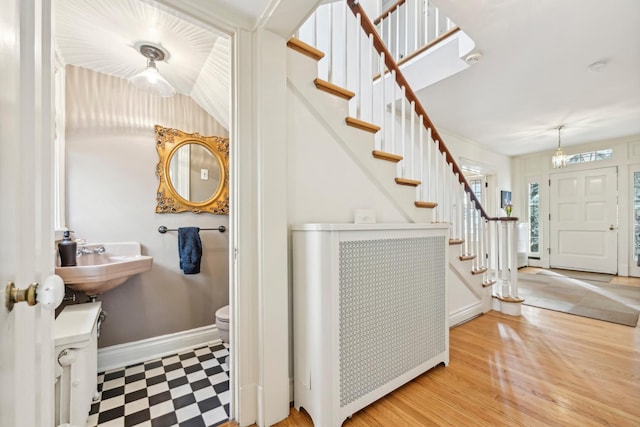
[
  {"left": 373, "top": 0, "right": 406, "bottom": 25},
  {"left": 347, "top": 0, "right": 490, "bottom": 220}
]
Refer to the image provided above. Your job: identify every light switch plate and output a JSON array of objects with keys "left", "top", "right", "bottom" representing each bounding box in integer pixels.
[
  {"left": 354, "top": 209, "right": 376, "bottom": 224},
  {"left": 200, "top": 169, "right": 208, "bottom": 180}
]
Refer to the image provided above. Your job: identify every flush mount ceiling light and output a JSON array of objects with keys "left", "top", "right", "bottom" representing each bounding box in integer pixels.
[
  {"left": 129, "top": 43, "right": 176, "bottom": 97},
  {"left": 551, "top": 125, "right": 567, "bottom": 169}
]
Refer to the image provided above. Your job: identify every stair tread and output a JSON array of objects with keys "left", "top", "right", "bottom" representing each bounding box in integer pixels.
[
  {"left": 472, "top": 267, "right": 488, "bottom": 275},
  {"left": 415, "top": 201, "right": 438, "bottom": 209},
  {"left": 314, "top": 78, "right": 355, "bottom": 100},
  {"left": 482, "top": 280, "right": 496, "bottom": 288},
  {"left": 345, "top": 116, "right": 381, "bottom": 133},
  {"left": 449, "top": 239, "right": 464, "bottom": 245},
  {"left": 496, "top": 295, "right": 525, "bottom": 303},
  {"left": 372, "top": 150, "right": 403, "bottom": 163},
  {"left": 459, "top": 254, "right": 476, "bottom": 261},
  {"left": 395, "top": 177, "right": 421, "bottom": 187},
  {"left": 287, "top": 38, "right": 324, "bottom": 61}
]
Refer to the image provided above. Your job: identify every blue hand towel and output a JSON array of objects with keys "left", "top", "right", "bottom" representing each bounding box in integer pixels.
[{"left": 178, "top": 227, "right": 202, "bottom": 274}]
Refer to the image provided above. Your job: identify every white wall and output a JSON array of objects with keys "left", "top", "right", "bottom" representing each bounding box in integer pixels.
[
  {"left": 287, "top": 90, "right": 410, "bottom": 224},
  {"left": 512, "top": 134, "right": 640, "bottom": 276},
  {"left": 65, "top": 66, "right": 230, "bottom": 347}
]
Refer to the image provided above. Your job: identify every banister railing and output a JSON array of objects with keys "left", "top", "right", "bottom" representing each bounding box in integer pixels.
[
  {"left": 373, "top": 0, "right": 405, "bottom": 25},
  {"left": 372, "top": 0, "right": 457, "bottom": 62},
  {"left": 348, "top": 0, "right": 489, "bottom": 220}
]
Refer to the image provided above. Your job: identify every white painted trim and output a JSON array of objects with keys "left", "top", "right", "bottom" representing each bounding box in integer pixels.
[
  {"left": 449, "top": 301, "right": 483, "bottom": 328},
  {"left": 238, "top": 383, "right": 258, "bottom": 426},
  {"left": 97, "top": 325, "right": 220, "bottom": 372}
]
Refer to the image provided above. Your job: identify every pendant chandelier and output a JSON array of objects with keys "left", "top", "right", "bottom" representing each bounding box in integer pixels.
[{"left": 551, "top": 125, "right": 567, "bottom": 169}]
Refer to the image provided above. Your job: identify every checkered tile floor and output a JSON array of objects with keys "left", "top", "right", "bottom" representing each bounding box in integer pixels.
[{"left": 86, "top": 343, "right": 230, "bottom": 427}]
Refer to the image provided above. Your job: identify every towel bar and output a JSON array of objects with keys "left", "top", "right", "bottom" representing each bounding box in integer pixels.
[{"left": 158, "top": 225, "right": 226, "bottom": 234}]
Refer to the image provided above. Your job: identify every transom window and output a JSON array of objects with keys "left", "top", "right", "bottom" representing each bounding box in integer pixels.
[{"left": 567, "top": 149, "right": 612, "bottom": 164}]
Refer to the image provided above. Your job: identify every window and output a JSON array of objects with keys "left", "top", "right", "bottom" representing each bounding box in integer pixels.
[
  {"left": 566, "top": 149, "right": 613, "bottom": 164},
  {"left": 469, "top": 178, "right": 482, "bottom": 204},
  {"left": 528, "top": 182, "right": 540, "bottom": 255}
]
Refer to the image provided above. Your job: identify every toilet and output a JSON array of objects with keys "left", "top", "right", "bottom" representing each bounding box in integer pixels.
[{"left": 215, "top": 305, "right": 230, "bottom": 344}]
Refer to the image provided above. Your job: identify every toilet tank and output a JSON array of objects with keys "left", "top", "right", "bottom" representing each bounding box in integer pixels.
[{"left": 54, "top": 302, "right": 102, "bottom": 427}]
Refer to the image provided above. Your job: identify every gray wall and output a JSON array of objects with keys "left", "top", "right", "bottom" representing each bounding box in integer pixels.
[{"left": 65, "top": 65, "right": 229, "bottom": 347}]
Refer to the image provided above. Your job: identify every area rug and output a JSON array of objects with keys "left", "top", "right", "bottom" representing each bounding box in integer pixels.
[{"left": 518, "top": 270, "right": 640, "bottom": 327}]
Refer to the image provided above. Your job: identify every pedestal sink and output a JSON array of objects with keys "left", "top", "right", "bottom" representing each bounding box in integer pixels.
[{"left": 55, "top": 242, "right": 152, "bottom": 296}]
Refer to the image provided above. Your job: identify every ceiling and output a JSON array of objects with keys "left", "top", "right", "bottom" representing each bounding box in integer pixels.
[
  {"left": 417, "top": 0, "right": 640, "bottom": 156},
  {"left": 54, "top": 0, "right": 640, "bottom": 157}
]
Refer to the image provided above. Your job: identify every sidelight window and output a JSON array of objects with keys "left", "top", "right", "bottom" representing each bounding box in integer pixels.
[{"left": 528, "top": 182, "right": 540, "bottom": 255}]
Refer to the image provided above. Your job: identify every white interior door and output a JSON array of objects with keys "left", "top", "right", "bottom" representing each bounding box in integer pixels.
[
  {"left": 549, "top": 167, "right": 618, "bottom": 274},
  {"left": 0, "top": 0, "right": 55, "bottom": 426}
]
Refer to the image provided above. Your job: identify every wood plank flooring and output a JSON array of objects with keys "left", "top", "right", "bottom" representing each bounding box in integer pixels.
[{"left": 224, "top": 305, "right": 640, "bottom": 426}]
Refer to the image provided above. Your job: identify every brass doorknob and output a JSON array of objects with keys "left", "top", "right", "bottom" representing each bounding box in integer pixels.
[
  {"left": 5, "top": 282, "right": 37, "bottom": 311},
  {"left": 609, "top": 225, "right": 615, "bottom": 230},
  {"left": 5, "top": 275, "right": 65, "bottom": 312}
]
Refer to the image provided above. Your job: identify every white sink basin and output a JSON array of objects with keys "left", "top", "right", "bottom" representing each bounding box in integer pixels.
[{"left": 55, "top": 242, "right": 152, "bottom": 296}]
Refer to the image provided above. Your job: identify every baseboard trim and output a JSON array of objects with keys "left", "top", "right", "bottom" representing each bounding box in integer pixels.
[
  {"left": 98, "top": 325, "right": 220, "bottom": 372},
  {"left": 449, "top": 301, "right": 483, "bottom": 328}
]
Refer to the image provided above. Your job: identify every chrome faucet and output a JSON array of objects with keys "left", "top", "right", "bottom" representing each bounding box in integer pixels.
[
  {"left": 76, "top": 246, "right": 106, "bottom": 256},
  {"left": 78, "top": 246, "right": 93, "bottom": 256}
]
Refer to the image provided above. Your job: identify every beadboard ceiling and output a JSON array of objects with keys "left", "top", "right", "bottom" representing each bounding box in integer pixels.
[{"left": 54, "top": 0, "right": 235, "bottom": 129}]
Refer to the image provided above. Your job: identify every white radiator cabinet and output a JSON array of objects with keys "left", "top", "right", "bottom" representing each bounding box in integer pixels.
[{"left": 292, "top": 223, "right": 450, "bottom": 427}]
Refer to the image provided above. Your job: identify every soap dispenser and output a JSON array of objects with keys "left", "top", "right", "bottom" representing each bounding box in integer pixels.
[{"left": 58, "top": 230, "right": 77, "bottom": 267}]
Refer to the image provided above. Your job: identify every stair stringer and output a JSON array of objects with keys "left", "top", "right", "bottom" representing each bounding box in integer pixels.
[
  {"left": 287, "top": 48, "right": 433, "bottom": 223},
  {"left": 448, "top": 244, "right": 491, "bottom": 324}
]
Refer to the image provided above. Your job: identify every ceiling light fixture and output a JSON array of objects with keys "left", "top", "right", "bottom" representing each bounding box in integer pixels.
[
  {"left": 129, "top": 43, "right": 176, "bottom": 97},
  {"left": 551, "top": 125, "right": 567, "bottom": 169}
]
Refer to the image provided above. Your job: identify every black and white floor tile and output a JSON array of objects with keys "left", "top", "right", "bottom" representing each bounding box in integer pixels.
[{"left": 86, "top": 343, "right": 230, "bottom": 427}]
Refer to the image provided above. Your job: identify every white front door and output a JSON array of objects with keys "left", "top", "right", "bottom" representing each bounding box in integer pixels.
[
  {"left": 0, "top": 0, "right": 56, "bottom": 426},
  {"left": 549, "top": 167, "right": 618, "bottom": 274}
]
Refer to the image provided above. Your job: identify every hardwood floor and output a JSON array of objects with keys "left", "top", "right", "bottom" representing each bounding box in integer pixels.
[{"left": 224, "top": 305, "right": 640, "bottom": 426}]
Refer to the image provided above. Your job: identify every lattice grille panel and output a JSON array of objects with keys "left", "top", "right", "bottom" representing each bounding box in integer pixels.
[{"left": 338, "top": 236, "right": 446, "bottom": 407}]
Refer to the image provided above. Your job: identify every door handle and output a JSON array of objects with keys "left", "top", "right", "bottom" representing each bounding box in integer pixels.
[
  {"left": 5, "top": 275, "right": 65, "bottom": 312},
  {"left": 609, "top": 225, "right": 615, "bottom": 230}
]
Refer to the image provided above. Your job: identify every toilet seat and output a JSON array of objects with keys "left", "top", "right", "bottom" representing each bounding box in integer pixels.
[
  {"left": 215, "top": 305, "right": 229, "bottom": 323},
  {"left": 216, "top": 305, "right": 230, "bottom": 345}
]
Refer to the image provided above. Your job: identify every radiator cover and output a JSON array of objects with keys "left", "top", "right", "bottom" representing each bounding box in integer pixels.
[{"left": 293, "top": 224, "right": 449, "bottom": 426}]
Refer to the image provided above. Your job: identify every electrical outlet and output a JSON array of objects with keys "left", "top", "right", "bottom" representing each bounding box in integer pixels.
[{"left": 354, "top": 209, "right": 376, "bottom": 224}]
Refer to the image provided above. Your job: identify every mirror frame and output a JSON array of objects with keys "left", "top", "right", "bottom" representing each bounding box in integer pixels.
[{"left": 155, "top": 125, "right": 229, "bottom": 214}]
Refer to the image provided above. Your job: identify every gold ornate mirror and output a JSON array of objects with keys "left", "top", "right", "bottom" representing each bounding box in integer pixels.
[{"left": 155, "top": 125, "right": 229, "bottom": 214}]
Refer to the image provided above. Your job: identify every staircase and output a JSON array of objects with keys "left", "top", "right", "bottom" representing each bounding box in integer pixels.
[{"left": 288, "top": 0, "right": 523, "bottom": 323}]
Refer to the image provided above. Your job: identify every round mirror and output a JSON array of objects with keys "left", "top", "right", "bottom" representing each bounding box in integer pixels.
[
  {"left": 168, "top": 143, "right": 221, "bottom": 203},
  {"left": 155, "top": 125, "right": 229, "bottom": 215}
]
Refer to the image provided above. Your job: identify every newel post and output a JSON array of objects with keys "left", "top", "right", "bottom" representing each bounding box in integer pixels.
[{"left": 491, "top": 217, "right": 524, "bottom": 316}]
